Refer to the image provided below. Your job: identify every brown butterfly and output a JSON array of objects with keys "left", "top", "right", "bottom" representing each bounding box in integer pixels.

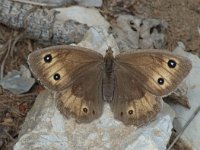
[{"left": 28, "top": 45, "right": 192, "bottom": 126}]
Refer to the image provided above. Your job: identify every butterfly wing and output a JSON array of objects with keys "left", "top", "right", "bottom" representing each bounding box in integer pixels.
[
  {"left": 28, "top": 45, "right": 103, "bottom": 91},
  {"left": 28, "top": 45, "right": 104, "bottom": 122},
  {"left": 110, "top": 63, "right": 161, "bottom": 126},
  {"left": 111, "top": 49, "right": 191, "bottom": 126},
  {"left": 115, "top": 49, "right": 192, "bottom": 96},
  {"left": 56, "top": 63, "right": 104, "bottom": 123}
]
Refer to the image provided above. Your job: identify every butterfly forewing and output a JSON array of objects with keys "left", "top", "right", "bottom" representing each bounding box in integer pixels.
[
  {"left": 28, "top": 45, "right": 103, "bottom": 91},
  {"left": 115, "top": 49, "right": 192, "bottom": 96}
]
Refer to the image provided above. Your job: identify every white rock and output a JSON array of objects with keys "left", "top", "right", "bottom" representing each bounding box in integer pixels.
[
  {"left": 112, "top": 15, "right": 141, "bottom": 50},
  {"left": 169, "top": 42, "right": 200, "bottom": 149},
  {"left": 54, "top": 6, "right": 110, "bottom": 28},
  {"left": 0, "top": 65, "right": 35, "bottom": 94},
  {"left": 110, "top": 15, "right": 167, "bottom": 51}
]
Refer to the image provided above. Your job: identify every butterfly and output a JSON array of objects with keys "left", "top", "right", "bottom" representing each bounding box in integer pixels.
[{"left": 28, "top": 45, "right": 192, "bottom": 126}]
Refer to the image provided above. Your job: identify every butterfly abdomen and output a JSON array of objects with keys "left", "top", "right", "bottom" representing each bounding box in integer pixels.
[{"left": 102, "top": 73, "right": 115, "bottom": 102}]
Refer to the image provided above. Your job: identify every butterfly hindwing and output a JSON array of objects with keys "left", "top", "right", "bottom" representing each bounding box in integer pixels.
[
  {"left": 111, "top": 91, "right": 161, "bottom": 126},
  {"left": 110, "top": 63, "right": 161, "bottom": 126},
  {"left": 56, "top": 63, "right": 104, "bottom": 123}
]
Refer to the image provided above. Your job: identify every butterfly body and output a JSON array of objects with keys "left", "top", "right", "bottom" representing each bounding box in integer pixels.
[
  {"left": 28, "top": 45, "right": 192, "bottom": 126},
  {"left": 103, "top": 47, "right": 115, "bottom": 102}
]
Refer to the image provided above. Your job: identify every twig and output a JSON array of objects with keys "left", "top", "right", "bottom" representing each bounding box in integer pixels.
[
  {"left": 16, "top": 92, "right": 37, "bottom": 98},
  {"left": 10, "top": 32, "right": 25, "bottom": 57},
  {"left": 3, "top": 130, "right": 15, "bottom": 141},
  {"left": 0, "top": 37, "right": 12, "bottom": 81},
  {"left": 0, "top": 31, "right": 25, "bottom": 80}
]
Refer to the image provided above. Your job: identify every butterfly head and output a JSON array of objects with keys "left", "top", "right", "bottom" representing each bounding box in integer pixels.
[
  {"left": 104, "top": 47, "right": 114, "bottom": 73},
  {"left": 105, "top": 47, "right": 114, "bottom": 57}
]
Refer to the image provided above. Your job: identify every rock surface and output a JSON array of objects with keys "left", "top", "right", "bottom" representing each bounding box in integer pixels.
[
  {"left": 110, "top": 15, "right": 167, "bottom": 51},
  {"left": 0, "top": 65, "right": 35, "bottom": 94}
]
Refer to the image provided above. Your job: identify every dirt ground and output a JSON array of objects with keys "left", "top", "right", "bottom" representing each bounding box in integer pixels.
[{"left": 0, "top": 0, "right": 200, "bottom": 149}]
